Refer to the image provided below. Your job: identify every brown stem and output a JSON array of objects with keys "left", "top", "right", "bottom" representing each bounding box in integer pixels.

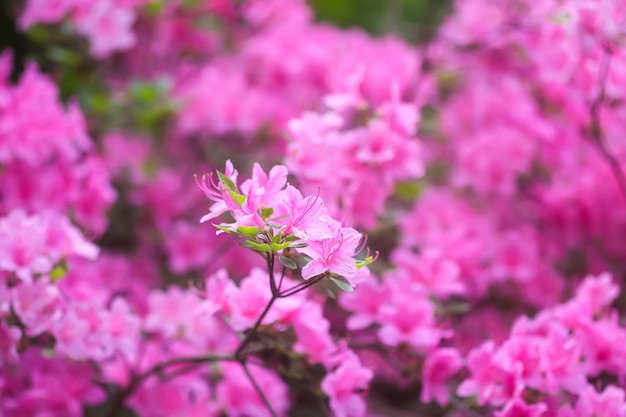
[
  {"left": 278, "top": 265, "right": 287, "bottom": 291},
  {"left": 235, "top": 294, "right": 277, "bottom": 360},
  {"left": 105, "top": 354, "right": 233, "bottom": 417},
  {"left": 278, "top": 274, "right": 325, "bottom": 298},
  {"left": 267, "top": 253, "right": 279, "bottom": 297},
  {"left": 589, "top": 49, "right": 626, "bottom": 202},
  {"left": 241, "top": 361, "right": 279, "bottom": 417}
]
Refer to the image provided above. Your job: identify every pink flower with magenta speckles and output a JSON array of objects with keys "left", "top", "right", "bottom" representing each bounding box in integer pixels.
[{"left": 296, "top": 220, "right": 363, "bottom": 284}]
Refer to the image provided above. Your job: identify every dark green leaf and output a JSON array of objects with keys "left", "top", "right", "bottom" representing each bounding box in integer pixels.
[
  {"left": 329, "top": 276, "right": 354, "bottom": 292},
  {"left": 217, "top": 171, "right": 237, "bottom": 191},
  {"left": 278, "top": 255, "right": 298, "bottom": 270},
  {"left": 260, "top": 207, "right": 274, "bottom": 220}
]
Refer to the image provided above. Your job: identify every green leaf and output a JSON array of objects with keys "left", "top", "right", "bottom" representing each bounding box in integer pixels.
[
  {"left": 260, "top": 207, "right": 274, "bottom": 220},
  {"left": 394, "top": 180, "right": 424, "bottom": 201},
  {"left": 242, "top": 241, "right": 272, "bottom": 253},
  {"left": 237, "top": 226, "right": 259, "bottom": 238},
  {"left": 229, "top": 190, "right": 246, "bottom": 207},
  {"left": 217, "top": 172, "right": 237, "bottom": 191},
  {"left": 329, "top": 276, "right": 354, "bottom": 292},
  {"left": 130, "top": 81, "right": 162, "bottom": 103},
  {"left": 288, "top": 242, "right": 308, "bottom": 249},
  {"left": 256, "top": 233, "right": 271, "bottom": 244},
  {"left": 146, "top": 0, "right": 167, "bottom": 16},
  {"left": 271, "top": 242, "right": 292, "bottom": 251},
  {"left": 47, "top": 47, "right": 81, "bottom": 66},
  {"left": 272, "top": 233, "right": 283, "bottom": 245},
  {"left": 213, "top": 224, "right": 238, "bottom": 236},
  {"left": 49, "top": 260, "right": 68, "bottom": 282},
  {"left": 277, "top": 255, "right": 298, "bottom": 270}
]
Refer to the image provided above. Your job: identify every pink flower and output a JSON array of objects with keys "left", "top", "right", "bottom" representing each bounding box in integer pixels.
[
  {"left": 3, "top": 350, "right": 105, "bottom": 416},
  {"left": 291, "top": 301, "right": 336, "bottom": 365},
  {"left": 321, "top": 351, "right": 373, "bottom": 417},
  {"left": 12, "top": 278, "right": 63, "bottom": 336},
  {"left": 227, "top": 268, "right": 274, "bottom": 332},
  {"left": 19, "top": 0, "right": 76, "bottom": 28},
  {"left": 0, "top": 322, "right": 21, "bottom": 366},
  {"left": 495, "top": 398, "right": 548, "bottom": 417},
  {"left": 144, "top": 286, "right": 218, "bottom": 339},
  {"left": 0, "top": 210, "right": 52, "bottom": 281},
  {"left": 280, "top": 185, "right": 328, "bottom": 238},
  {"left": 297, "top": 221, "right": 363, "bottom": 284},
  {"left": 377, "top": 281, "right": 444, "bottom": 351},
  {"left": 204, "top": 268, "right": 237, "bottom": 311},
  {"left": 392, "top": 248, "right": 466, "bottom": 299},
  {"left": 196, "top": 160, "right": 241, "bottom": 223},
  {"left": 74, "top": 1, "right": 137, "bottom": 58},
  {"left": 457, "top": 341, "right": 524, "bottom": 407},
  {"left": 421, "top": 348, "right": 463, "bottom": 405},
  {"left": 240, "top": 163, "right": 288, "bottom": 210},
  {"left": 563, "top": 384, "right": 626, "bottom": 417},
  {"left": 340, "top": 279, "right": 390, "bottom": 330}
]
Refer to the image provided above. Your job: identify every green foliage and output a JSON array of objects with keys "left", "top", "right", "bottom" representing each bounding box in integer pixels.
[
  {"left": 310, "top": 0, "right": 452, "bottom": 40},
  {"left": 329, "top": 275, "right": 354, "bottom": 292},
  {"left": 49, "top": 260, "right": 68, "bottom": 282}
]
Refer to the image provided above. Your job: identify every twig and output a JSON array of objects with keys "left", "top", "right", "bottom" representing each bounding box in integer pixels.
[
  {"left": 235, "top": 295, "right": 277, "bottom": 360},
  {"left": 589, "top": 49, "right": 626, "bottom": 202},
  {"left": 241, "top": 361, "right": 278, "bottom": 417},
  {"left": 105, "top": 252, "right": 328, "bottom": 417},
  {"left": 105, "top": 354, "right": 233, "bottom": 417},
  {"left": 267, "top": 253, "right": 279, "bottom": 297},
  {"left": 278, "top": 265, "right": 287, "bottom": 291},
  {"left": 278, "top": 274, "right": 325, "bottom": 298}
]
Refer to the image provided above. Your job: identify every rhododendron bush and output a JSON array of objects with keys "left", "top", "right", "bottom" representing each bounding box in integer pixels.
[{"left": 2, "top": 0, "right": 626, "bottom": 416}]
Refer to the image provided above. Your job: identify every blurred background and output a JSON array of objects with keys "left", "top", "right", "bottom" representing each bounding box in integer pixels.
[{"left": 310, "top": 0, "right": 450, "bottom": 40}]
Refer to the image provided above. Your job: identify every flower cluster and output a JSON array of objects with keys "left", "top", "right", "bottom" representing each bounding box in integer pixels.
[
  {"left": 0, "top": 53, "right": 115, "bottom": 233},
  {"left": 286, "top": 83, "right": 425, "bottom": 228},
  {"left": 196, "top": 161, "right": 374, "bottom": 287},
  {"left": 20, "top": 0, "right": 147, "bottom": 58},
  {"left": 2, "top": 0, "right": 626, "bottom": 416},
  {"left": 459, "top": 273, "right": 626, "bottom": 416}
]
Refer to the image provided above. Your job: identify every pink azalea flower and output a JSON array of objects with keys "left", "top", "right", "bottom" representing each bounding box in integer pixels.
[
  {"left": 321, "top": 351, "right": 373, "bottom": 417},
  {"left": 12, "top": 278, "right": 63, "bottom": 336},
  {"left": 495, "top": 398, "right": 548, "bottom": 417},
  {"left": 377, "top": 281, "right": 445, "bottom": 351},
  {"left": 227, "top": 268, "right": 274, "bottom": 332},
  {"left": 280, "top": 185, "right": 328, "bottom": 238},
  {"left": 562, "top": 384, "right": 626, "bottom": 417},
  {"left": 421, "top": 348, "right": 464, "bottom": 405},
  {"left": 0, "top": 322, "right": 21, "bottom": 366},
  {"left": 291, "top": 301, "right": 336, "bottom": 365},
  {"left": 297, "top": 222, "right": 362, "bottom": 284}
]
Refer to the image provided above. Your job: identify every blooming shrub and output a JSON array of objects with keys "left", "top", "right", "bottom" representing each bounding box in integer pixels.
[{"left": 2, "top": 0, "right": 626, "bottom": 416}]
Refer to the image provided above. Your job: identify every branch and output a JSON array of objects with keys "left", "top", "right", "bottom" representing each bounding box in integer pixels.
[
  {"left": 278, "top": 273, "right": 326, "bottom": 298},
  {"left": 241, "top": 361, "right": 278, "bottom": 417},
  {"left": 105, "top": 354, "right": 233, "bottom": 417},
  {"left": 589, "top": 49, "right": 626, "bottom": 202},
  {"left": 267, "top": 253, "right": 279, "bottom": 296},
  {"left": 235, "top": 294, "right": 277, "bottom": 360}
]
